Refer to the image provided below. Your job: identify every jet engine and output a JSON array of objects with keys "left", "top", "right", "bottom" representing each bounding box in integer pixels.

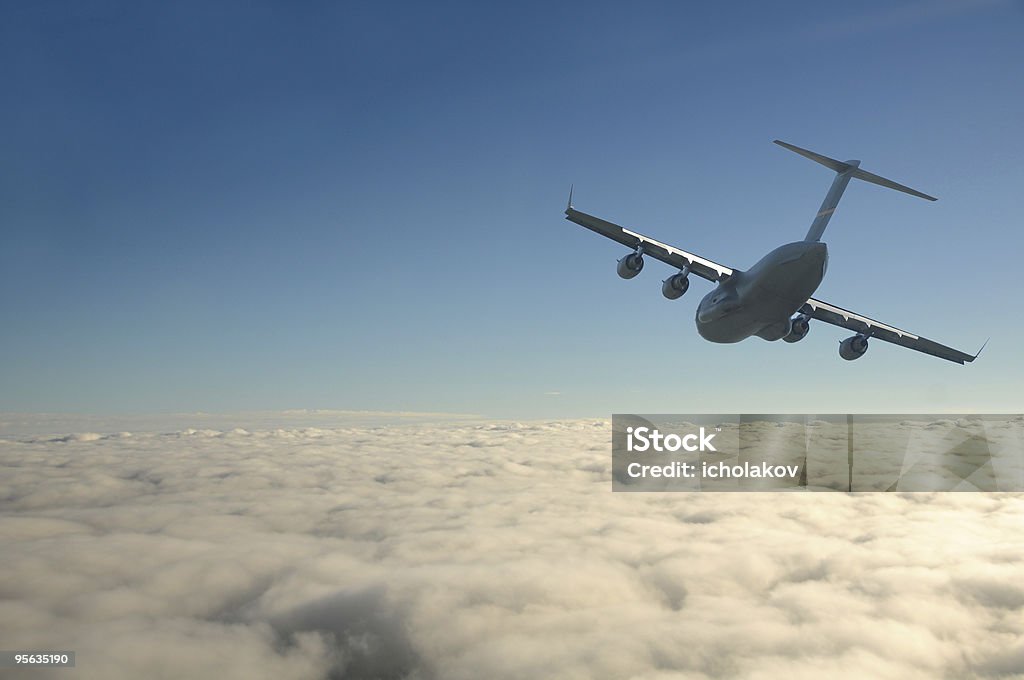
[
  {"left": 839, "top": 334, "right": 869, "bottom": 360},
  {"left": 661, "top": 271, "right": 690, "bottom": 299},
  {"left": 617, "top": 252, "right": 644, "bottom": 279},
  {"left": 783, "top": 314, "right": 811, "bottom": 343}
]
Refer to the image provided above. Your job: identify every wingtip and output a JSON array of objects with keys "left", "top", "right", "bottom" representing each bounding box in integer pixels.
[
  {"left": 973, "top": 338, "right": 990, "bottom": 360},
  {"left": 566, "top": 184, "right": 574, "bottom": 213},
  {"left": 962, "top": 338, "right": 989, "bottom": 363}
]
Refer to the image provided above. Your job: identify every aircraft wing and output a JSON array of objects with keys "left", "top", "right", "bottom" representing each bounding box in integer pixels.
[
  {"left": 800, "top": 298, "right": 984, "bottom": 365},
  {"left": 565, "top": 204, "right": 733, "bottom": 282}
]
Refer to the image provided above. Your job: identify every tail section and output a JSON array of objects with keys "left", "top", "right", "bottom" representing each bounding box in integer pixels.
[
  {"left": 773, "top": 140, "right": 936, "bottom": 242},
  {"left": 803, "top": 158, "right": 860, "bottom": 243}
]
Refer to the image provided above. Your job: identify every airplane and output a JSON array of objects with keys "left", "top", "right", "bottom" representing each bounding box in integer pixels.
[{"left": 564, "top": 140, "right": 985, "bottom": 364}]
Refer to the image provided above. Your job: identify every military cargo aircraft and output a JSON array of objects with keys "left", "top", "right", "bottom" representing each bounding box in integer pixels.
[{"left": 564, "top": 140, "right": 985, "bottom": 364}]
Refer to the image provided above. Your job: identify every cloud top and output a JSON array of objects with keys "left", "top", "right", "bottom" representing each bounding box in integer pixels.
[{"left": 1, "top": 417, "right": 1022, "bottom": 679}]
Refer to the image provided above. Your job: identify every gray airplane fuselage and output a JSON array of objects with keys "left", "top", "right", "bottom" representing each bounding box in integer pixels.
[{"left": 696, "top": 240, "right": 828, "bottom": 343}]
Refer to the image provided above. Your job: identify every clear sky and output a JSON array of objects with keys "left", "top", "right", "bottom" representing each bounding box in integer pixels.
[{"left": 2, "top": 1, "right": 1022, "bottom": 417}]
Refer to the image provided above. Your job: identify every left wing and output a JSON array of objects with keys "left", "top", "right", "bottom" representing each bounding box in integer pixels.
[
  {"left": 801, "top": 297, "right": 985, "bottom": 365},
  {"left": 564, "top": 203, "right": 732, "bottom": 282}
]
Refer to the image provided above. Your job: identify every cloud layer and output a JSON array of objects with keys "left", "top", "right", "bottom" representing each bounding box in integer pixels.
[{"left": 2, "top": 417, "right": 1023, "bottom": 679}]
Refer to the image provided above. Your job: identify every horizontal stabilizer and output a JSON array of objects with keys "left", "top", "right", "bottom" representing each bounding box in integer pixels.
[
  {"left": 774, "top": 140, "right": 851, "bottom": 173},
  {"left": 774, "top": 140, "right": 936, "bottom": 201},
  {"left": 851, "top": 167, "right": 937, "bottom": 201}
]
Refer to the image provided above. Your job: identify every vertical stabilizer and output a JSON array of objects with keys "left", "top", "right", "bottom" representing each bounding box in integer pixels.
[
  {"left": 805, "top": 162, "right": 860, "bottom": 242},
  {"left": 773, "top": 140, "right": 936, "bottom": 242}
]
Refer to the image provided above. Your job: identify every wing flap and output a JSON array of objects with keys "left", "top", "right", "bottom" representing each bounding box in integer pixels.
[
  {"left": 565, "top": 207, "right": 732, "bottom": 282},
  {"left": 802, "top": 298, "right": 980, "bottom": 364}
]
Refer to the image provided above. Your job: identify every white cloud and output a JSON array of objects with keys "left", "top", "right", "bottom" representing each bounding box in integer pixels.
[{"left": 1, "top": 416, "right": 1022, "bottom": 679}]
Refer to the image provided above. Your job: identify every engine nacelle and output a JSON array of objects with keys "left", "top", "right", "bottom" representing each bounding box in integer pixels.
[
  {"left": 839, "top": 334, "right": 869, "bottom": 360},
  {"left": 783, "top": 314, "right": 811, "bottom": 343},
  {"left": 661, "top": 273, "right": 690, "bottom": 299},
  {"left": 617, "top": 253, "right": 644, "bottom": 279}
]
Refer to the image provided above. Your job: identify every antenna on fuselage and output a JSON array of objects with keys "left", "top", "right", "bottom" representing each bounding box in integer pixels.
[{"left": 773, "top": 140, "right": 937, "bottom": 243}]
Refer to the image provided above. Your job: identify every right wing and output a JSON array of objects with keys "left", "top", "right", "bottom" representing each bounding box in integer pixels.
[
  {"left": 801, "top": 297, "right": 985, "bottom": 365},
  {"left": 565, "top": 204, "right": 733, "bottom": 282}
]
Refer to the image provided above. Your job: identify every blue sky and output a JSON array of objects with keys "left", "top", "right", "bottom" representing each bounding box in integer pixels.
[{"left": 2, "top": 1, "right": 1022, "bottom": 417}]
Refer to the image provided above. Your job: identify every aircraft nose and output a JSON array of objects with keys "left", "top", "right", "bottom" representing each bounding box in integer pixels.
[{"left": 698, "top": 298, "right": 736, "bottom": 323}]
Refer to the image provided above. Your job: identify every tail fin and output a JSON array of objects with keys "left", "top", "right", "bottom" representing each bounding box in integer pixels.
[{"left": 774, "top": 140, "right": 936, "bottom": 242}]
